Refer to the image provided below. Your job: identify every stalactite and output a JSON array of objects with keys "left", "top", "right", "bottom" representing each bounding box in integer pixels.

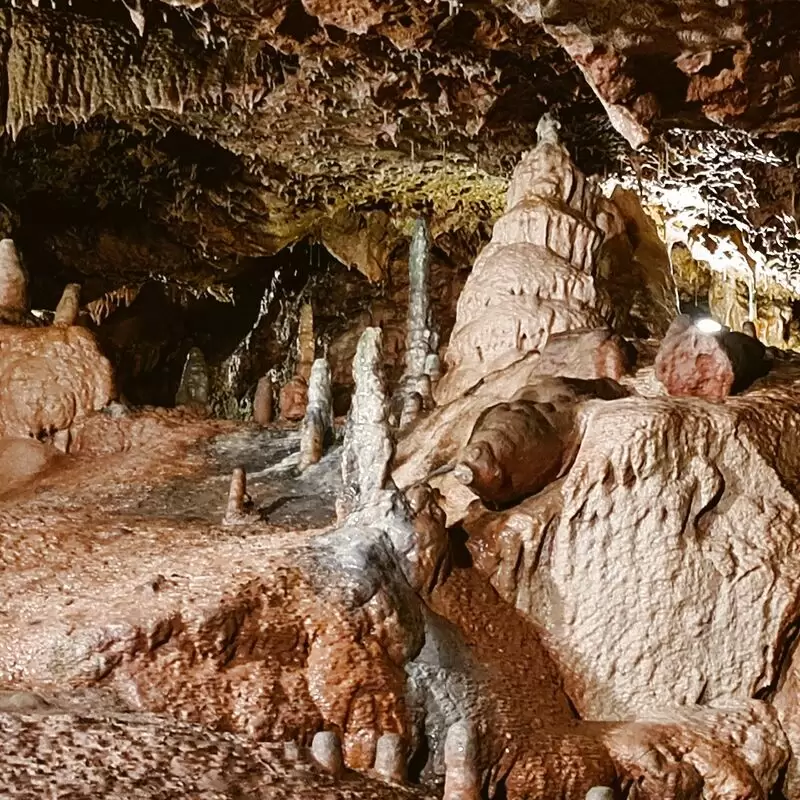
[
  {"left": 299, "top": 358, "right": 333, "bottom": 471},
  {"left": 53, "top": 283, "right": 80, "bottom": 327}
]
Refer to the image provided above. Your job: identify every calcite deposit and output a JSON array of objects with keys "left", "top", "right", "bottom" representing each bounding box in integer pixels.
[{"left": 6, "top": 11, "right": 800, "bottom": 790}]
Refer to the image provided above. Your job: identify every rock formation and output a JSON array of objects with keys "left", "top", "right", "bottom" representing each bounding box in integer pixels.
[
  {"left": 393, "top": 218, "right": 439, "bottom": 425},
  {"left": 299, "top": 357, "right": 334, "bottom": 470},
  {"left": 253, "top": 375, "right": 274, "bottom": 425},
  {"left": 435, "top": 115, "right": 623, "bottom": 404},
  {"left": 175, "top": 347, "right": 210, "bottom": 411},
  {"left": 7, "top": 16, "right": 800, "bottom": 796},
  {"left": 655, "top": 314, "right": 770, "bottom": 400}
]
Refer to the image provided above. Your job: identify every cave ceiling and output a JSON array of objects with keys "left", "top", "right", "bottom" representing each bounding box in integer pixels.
[{"left": 0, "top": 0, "right": 800, "bottom": 301}]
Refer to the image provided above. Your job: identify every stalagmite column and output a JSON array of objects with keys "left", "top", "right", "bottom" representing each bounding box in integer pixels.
[
  {"left": 222, "top": 467, "right": 249, "bottom": 525},
  {"left": 395, "top": 218, "right": 438, "bottom": 425},
  {"left": 299, "top": 358, "right": 334, "bottom": 470},
  {"left": 253, "top": 375, "right": 274, "bottom": 425},
  {"left": 435, "top": 113, "right": 620, "bottom": 404},
  {"left": 53, "top": 284, "right": 81, "bottom": 326},
  {"left": 340, "top": 327, "right": 393, "bottom": 513},
  {"left": 373, "top": 733, "right": 406, "bottom": 784},
  {"left": 175, "top": 347, "right": 210, "bottom": 410},
  {"left": 311, "top": 731, "right": 344, "bottom": 776},
  {"left": 297, "top": 302, "right": 315, "bottom": 381},
  {"left": 443, "top": 721, "right": 480, "bottom": 800},
  {"left": 0, "top": 239, "right": 28, "bottom": 312}
]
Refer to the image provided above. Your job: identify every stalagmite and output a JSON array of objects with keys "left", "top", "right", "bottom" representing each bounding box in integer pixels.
[
  {"left": 222, "top": 467, "right": 249, "bottom": 525},
  {"left": 340, "top": 327, "right": 393, "bottom": 512},
  {"left": 373, "top": 733, "right": 406, "bottom": 784},
  {"left": 743, "top": 320, "right": 758, "bottom": 339},
  {"left": 586, "top": 788, "right": 614, "bottom": 800},
  {"left": 299, "top": 358, "right": 333, "bottom": 470},
  {"left": 297, "top": 302, "right": 315, "bottom": 381},
  {"left": 435, "top": 113, "right": 624, "bottom": 404},
  {"left": 53, "top": 284, "right": 81, "bottom": 327},
  {"left": 395, "top": 218, "right": 438, "bottom": 421},
  {"left": 175, "top": 347, "right": 210, "bottom": 410},
  {"left": 443, "top": 721, "right": 479, "bottom": 800},
  {"left": 253, "top": 375, "right": 274, "bottom": 425},
  {"left": 586, "top": 786, "right": 614, "bottom": 800},
  {"left": 0, "top": 239, "right": 28, "bottom": 312},
  {"left": 311, "top": 731, "right": 344, "bottom": 776}
]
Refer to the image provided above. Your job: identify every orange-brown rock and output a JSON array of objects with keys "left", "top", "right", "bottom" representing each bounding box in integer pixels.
[
  {"left": 0, "top": 325, "right": 114, "bottom": 438},
  {"left": 279, "top": 374, "right": 308, "bottom": 421},
  {"left": 655, "top": 314, "right": 770, "bottom": 400},
  {"left": 253, "top": 375, "right": 274, "bottom": 425}
]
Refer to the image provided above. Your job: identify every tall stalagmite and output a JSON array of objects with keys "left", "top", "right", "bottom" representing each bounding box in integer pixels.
[{"left": 436, "top": 115, "right": 619, "bottom": 404}]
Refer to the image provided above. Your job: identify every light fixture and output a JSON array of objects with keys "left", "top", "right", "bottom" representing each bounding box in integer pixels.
[{"left": 694, "top": 317, "right": 723, "bottom": 334}]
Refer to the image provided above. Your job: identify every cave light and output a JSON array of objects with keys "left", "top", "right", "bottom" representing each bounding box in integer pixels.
[{"left": 694, "top": 317, "right": 723, "bottom": 334}]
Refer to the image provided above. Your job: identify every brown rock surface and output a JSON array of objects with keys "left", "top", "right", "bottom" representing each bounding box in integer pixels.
[
  {"left": 0, "top": 324, "right": 114, "bottom": 438},
  {"left": 279, "top": 374, "right": 309, "bottom": 422}
]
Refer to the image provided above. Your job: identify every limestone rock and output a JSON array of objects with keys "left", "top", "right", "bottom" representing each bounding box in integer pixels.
[
  {"left": 0, "top": 325, "right": 114, "bottom": 438},
  {"left": 279, "top": 375, "right": 308, "bottom": 422},
  {"left": 466, "top": 365, "right": 800, "bottom": 739},
  {"left": 655, "top": 314, "right": 769, "bottom": 400},
  {"left": 436, "top": 116, "right": 626, "bottom": 404}
]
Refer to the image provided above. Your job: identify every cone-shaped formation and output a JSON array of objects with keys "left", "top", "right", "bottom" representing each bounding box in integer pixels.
[
  {"left": 299, "top": 358, "right": 333, "bottom": 470},
  {"left": 0, "top": 239, "right": 28, "bottom": 313},
  {"left": 253, "top": 375, "right": 274, "bottom": 425},
  {"left": 340, "top": 327, "right": 393, "bottom": 510},
  {"left": 436, "top": 114, "right": 620, "bottom": 404},
  {"left": 53, "top": 284, "right": 81, "bottom": 327},
  {"left": 222, "top": 467, "right": 249, "bottom": 525},
  {"left": 175, "top": 347, "right": 209, "bottom": 410}
]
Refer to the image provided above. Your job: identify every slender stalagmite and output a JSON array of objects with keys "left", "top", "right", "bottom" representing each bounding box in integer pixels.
[
  {"left": 340, "top": 327, "right": 393, "bottom": 511},
  {"left": 0, "top": 239, "right": 28, "bottom": 311},
  {"left": 53, "top": 283, "right": 81, "bottom": 326},
  {"left": 297, "top": 302, "right": 315, "bottom": 381},
  {"left": 299, "top": 358, "right": 333, "bottom": 470},
  {"left": 396, "top": 218, "right": 438, "bottom": 424},
  {"left": 175, "top": 347, "right": 210, "bottom": 410},
  {"left": 222, "top": 467, "right": 249, "bottom": 525},
  {"left": 253, "top": 375, "right": 274, "bottom": 425}
]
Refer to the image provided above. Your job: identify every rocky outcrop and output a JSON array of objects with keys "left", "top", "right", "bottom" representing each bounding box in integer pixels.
[
  {"left": 0, "top": 325, "right": 114, "bottom": 438},
  {"left": 465, "top": 365, "right": 800, "bottom": 737}
]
